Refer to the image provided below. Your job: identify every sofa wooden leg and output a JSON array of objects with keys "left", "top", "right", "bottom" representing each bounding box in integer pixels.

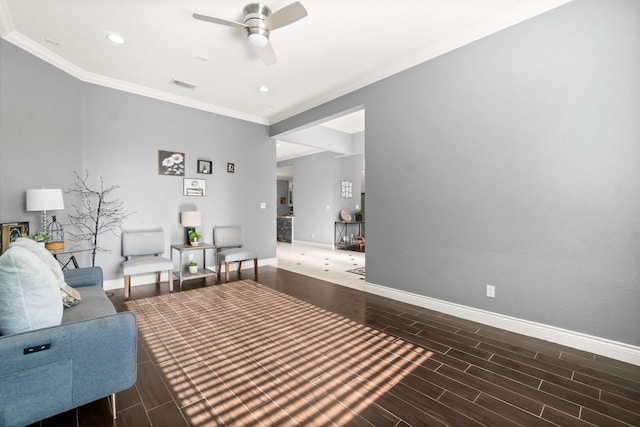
[
  {"left": 124, "top": 275, "right": 131, "bottom": 299},
  {"left": 254, "top": 258, "right": 258, "bottom": 278},
  {"left": 238, "top": 261, "right": 243, "bottom": 272},
  {"left": 168, "top": 270, "right": 173, "bottom": 292},
  {"left": 225, "top": 262, "right": 230, "bottom": 282},
  {"left": 155, "top": 271, "right": 161, "bottom": 285}
]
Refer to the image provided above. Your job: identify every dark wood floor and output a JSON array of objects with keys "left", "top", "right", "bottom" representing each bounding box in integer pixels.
[{"left": 28, "top": 266, "right": 640, "bottom": 426}]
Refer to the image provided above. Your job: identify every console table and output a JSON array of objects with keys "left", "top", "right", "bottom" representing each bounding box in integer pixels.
[
  {"left": 334, "top": 221, "right": 365, "bottom": 251},
  {"left": 170, "top": 243, "right": 216, "bottom": 289}
]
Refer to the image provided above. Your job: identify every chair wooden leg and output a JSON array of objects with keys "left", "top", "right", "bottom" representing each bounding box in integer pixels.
[
  {"left": 238, "top": 261, "right": 242, "bottom": 272},
  {"left": 124, "top": 275, "right": 131, "bottom": 300},
  {"left": 225, "top": 262, "right": 230, "bottom": 282},
  {"left": 217, "top": 262, "right": 222, "bottom": 277},
  {"left": 155, "top": 271, "right": 161, "bottom": 285},
  {"left": 254, "top": 258, "right": 258, "bottom": 278},
  {"left": 168, "top": 270, "right": 173, "bottom": 292}
]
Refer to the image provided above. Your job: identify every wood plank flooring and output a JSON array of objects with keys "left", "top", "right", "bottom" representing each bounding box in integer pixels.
[{"left": 27, "top": 266, "right": 640, "bottom": 426}]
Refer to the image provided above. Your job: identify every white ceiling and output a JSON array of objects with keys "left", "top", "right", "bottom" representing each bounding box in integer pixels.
[{"left": 0, "top": 0, "right": 572, "bottom": 127}]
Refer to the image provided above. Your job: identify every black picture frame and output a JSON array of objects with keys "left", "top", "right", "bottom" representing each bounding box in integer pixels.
[
  {"left": 158, "top": 150, "right": 185, "bottom": 176},
  {"left": 227, "top": 162, "right": 235, "bottom": 173},
  {"left": 198, "top": 160, "right": 212, "bottom": 174},
  {"left": 1, "top": 221, "right": 29, "bottom": 254}
]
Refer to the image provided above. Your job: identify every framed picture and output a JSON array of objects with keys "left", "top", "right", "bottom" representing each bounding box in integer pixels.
[
  {"left": 1, "top": 221, "right": 29, "bottom": 254},
  {"left": 158, "top": 150, "right": 185, "bottom": 176},
  {"left": 183, "top": 178, "right": 206, "bottom": 196},
  {"left": 341, "top": 180, "right": 353, "bottom": 198},
  {"left": 227, "top": 162, "right": 235, "bottom": 173},
  {"left": 198, "top": 160, "right": 212, "bottom": 174}
]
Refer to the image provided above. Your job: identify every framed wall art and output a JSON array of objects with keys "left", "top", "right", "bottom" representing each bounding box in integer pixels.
[
  {"left": 1, "top": 221, "right": 29, "bottom": 254},
  {"left": 226, "top": 162, "right": 235, "bottom": 173},
  {"left": 198, "top": 160, "right": 212, "bottom": 174},
  {"left": 341, "top": 180, "right": 353, "bottom": 198},
  {"left": 158, "top": 150, "right": 185, "bottom": 176},
  {"left": 183, "top": 178, "right": 206, "bottom": 196}
]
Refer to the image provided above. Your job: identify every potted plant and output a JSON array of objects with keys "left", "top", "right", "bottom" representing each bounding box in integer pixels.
[
  {"left": 188, "top": 230, "right": 201, "bottom": 246},
  {"left": 33, "top": 232, "right": 49, "bottom": 246},
  {"left": 188, "top": 261, "right": 198, "bottom": 274},
  {"left": 354, "top": 211, "right": 363, "bottom": 221}
]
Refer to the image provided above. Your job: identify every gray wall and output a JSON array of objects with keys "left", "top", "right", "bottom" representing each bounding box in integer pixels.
[
  {"left": 278, "top": 151, "right": 363, "bottom": 245},
  {"left": 0, "top": 40, "right": 276, "bottom": 281},
  {"left": 272, "top": 0, "right": 640, "bottom": 346}
]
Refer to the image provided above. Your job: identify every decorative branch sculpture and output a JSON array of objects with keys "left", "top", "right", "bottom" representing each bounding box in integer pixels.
[{"left": 66, "top": 170, "right": 134, "bottom": 266}]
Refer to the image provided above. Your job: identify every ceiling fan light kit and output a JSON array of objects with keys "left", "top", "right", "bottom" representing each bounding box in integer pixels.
[{"left": 193, "top": 1, "right": 307, "bottom": 66}]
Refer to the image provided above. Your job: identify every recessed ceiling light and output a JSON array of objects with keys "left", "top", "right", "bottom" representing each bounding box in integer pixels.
[
  {"left": 258, "top": 85, "right": 269, "bottom": 93},
  {"left": 106, "top": 32, "right": 125, "bottom": 44}
]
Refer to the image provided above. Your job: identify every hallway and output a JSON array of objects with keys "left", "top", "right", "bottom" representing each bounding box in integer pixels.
[{"left": 276, "top": 241, "right": 366, "bottom": 290}]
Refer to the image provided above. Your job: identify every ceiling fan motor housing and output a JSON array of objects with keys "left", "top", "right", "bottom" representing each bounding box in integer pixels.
[{"left": 243, "top": 3, "right": 271, "bottom": 46}]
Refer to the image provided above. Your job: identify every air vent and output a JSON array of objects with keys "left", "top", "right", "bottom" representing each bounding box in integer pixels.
[{"left": 170, "top": 79, "right": 196, "bottom": 90}]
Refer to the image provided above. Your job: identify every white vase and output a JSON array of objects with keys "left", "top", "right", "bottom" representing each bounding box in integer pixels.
[
  {"left": 190, "top": 239, "right": 199, "bottom": 247},
  {"left": 188, "top": 265, "right": 198, "bottom": 274}
]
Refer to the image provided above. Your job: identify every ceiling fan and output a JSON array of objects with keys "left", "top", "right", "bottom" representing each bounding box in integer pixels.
[{"left": 193, "top": 2, "right": 308, "bottom": 66}]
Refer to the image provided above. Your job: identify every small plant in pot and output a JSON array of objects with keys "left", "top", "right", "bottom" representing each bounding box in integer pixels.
[
  {"left": 33, "top": 232, "right": 49, "bottom": 246},
  {"left": 188, "top": 230, "right": 201, "bottom": 246},
  {"left": 188, "top": 261, "right": 198, "bottom": 274},
  {"left": 354, "top": 211, "right": 363, "bottom": 221}
]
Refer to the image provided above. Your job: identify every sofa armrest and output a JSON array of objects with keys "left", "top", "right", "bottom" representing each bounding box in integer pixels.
[
  {"left": 63, "top": 266, "right": 103, "bottom": 288},
  {"left": 0, "top": 311, "right": 136, "bottom": 427}
]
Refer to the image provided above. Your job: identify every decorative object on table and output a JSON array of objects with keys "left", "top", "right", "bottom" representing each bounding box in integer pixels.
[
  {"left": 340, "top": 209, "right": 352, "bottom": 222},
  {"left": 183, "top": 178, "right": 206, "bottom": 196},
  {"left": 198, "top": 159, "right": 212, "bottom": 174},
  {"left": 188, "top": 230, "right": 201, "bottom": 246},
  {"left": 66, "top": 170, "right": 134, "bottom": 267},
  {"left": 180, "top": 210, "right": 202, "bottom": 244},
  {"left": 188, "top": 261, "right": 198, "bottom": 274},
  {"left": 0, "top": 221, "right": 29, "bottom": 254},
  {"left": 33, "top": 232, "right": 49, "bottom": 246},
  {"left": 354, "top": 211, "right": 363, "bottom": 221},
  {"left": 341, "top": 180, "right": 353, "bottom": 198},
  {"left": 226, "top": 162, "right": 235, "bottom": 173},
  {"left": 158, "top": 150, "right": 185, "bottom": 176},
  {"left": 45, "top": 215, "right": 64, "bottom": 250},
  {"left": 26, "top": 188, "right": 64, "bottom": 233}
]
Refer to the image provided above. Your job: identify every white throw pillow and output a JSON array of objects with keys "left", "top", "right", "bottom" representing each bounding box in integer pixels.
[
  {"left": 0, "top": 246, "right": 63, "bottom": 335},
  {"left": 10, "top": 237, "right": 64, "bottom": 281},
  {"left": 9, "top": 237, "right": 81, "bottom": 308}
]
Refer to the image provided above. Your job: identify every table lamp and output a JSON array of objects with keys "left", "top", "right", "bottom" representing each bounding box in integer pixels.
[
  {"left": 180, "top": 211, "right": 202, "bottom": 244},
  {"left": 26, "top": 188, "right": 65, "bottom": 233}
]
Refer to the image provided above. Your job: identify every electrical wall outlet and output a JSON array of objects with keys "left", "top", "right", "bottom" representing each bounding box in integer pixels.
[{"left": 486, "top": 284, "right": 495, "bottom": 298}]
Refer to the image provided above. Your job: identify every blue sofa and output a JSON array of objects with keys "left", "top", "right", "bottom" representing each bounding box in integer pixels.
[{"left": 0, "top": 267, "right": 137, "bottom": 427}]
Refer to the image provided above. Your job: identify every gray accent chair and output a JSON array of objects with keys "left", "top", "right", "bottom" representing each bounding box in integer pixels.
[
  {"left": 0, "top": 267, "right": 137, "bottom": 426},
  {"left": 122, "top": 228, "right": 173, "bottom": 299},
  {"left": 213, "top": 225, "right": 258, "bottom": 282}
]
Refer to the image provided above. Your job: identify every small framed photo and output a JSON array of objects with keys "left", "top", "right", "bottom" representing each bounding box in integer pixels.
[
  {"left": 198, "top": 160, "right": 212, "bottom": 174},
  {"left": 227, "top": 162, "right": 235, "bottom": 173},
  {"left": 1, "top": 221, "right": 29, "bottom": 254},
  {"left": 159, "top": 150, "right": 185, "bottom": 176},
  {"left": 183, "top": 178, "right": 206, "bottom": 196}
]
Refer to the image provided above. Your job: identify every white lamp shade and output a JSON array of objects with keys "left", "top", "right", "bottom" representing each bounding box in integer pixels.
[
  {"left": 180, "top": 211, "right": 202, "bottom": 227},
  {"left": 26, "top": 188, "right": 64, "bottom": 211}
]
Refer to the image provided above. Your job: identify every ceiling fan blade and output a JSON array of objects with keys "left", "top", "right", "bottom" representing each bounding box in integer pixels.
[
  {"left": 193, "top": 13, "right": 246, "bottom": 30},
  {"left": 265, "top": 1, "right": 307, "bottom": 31},
  {"left": 258, "top": 42, "right": 277, "bottom": 66}
]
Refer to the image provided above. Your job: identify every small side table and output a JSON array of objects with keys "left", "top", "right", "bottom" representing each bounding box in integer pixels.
[
  {"left": 48, "top": 243, "right": 96, "bottom": 269},
  {"left": 170, "top": 243, "right": 216, "bottom": 290}
]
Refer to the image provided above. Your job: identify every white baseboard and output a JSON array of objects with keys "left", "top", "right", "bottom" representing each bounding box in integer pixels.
[
  {"left": 291, "top": 239, "right": 334, "bottom": 249},
  {"left": 364, "top": 281, "right": 640, "bottom": 366},
  {"left": 104, "top": 257, "right": 278, "bottom": 291}
]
